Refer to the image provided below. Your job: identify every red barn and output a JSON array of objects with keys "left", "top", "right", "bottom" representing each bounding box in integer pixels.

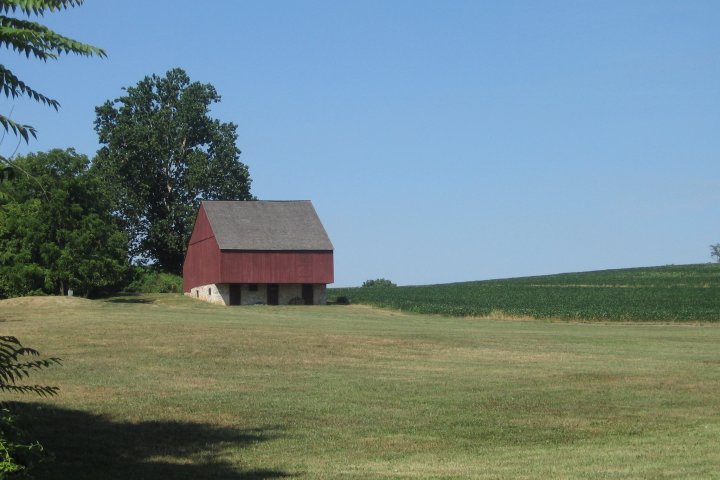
[{"left": 183, "top": 200, "right": 334, "bottom": 305}]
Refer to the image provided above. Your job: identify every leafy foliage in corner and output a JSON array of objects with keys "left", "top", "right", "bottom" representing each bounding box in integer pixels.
[
  {"left": 711, "top": 244, "right": 720, "bottom": 263},
  {"left": 0, "top": 336, "right": 59, "bottom": 398},
  {"left": 361, "top": 278, "right": 397, "bottom": 288},
  {"left": 93, "top": 68, "right": 253, "bottom": 274},
  {"left": 0, "top": 336, "right": 58, "bottom": 478},
  {"left": 0, "top": 407, "right": 46, "bottom": 479},
  {"left": 0, "top": 149, "right": 128, "bottom": 298},
  {"left": 0, "top": 0, "right": 106, "bottom": 144}
]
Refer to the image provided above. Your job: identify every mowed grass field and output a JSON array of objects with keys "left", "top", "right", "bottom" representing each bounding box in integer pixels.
[
  {"left": 2, "top": 294, "right": 719, "bottom": 479},
  {"left": 330, "top": 264, "right": 720, "bottom": 321}
]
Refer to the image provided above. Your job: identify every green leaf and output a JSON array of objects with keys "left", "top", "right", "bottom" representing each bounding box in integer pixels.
[{"left": 0, "top": 0, "right": 104, "bottom": 141}]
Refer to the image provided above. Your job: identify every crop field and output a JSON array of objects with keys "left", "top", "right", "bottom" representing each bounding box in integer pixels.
[
  {"left": 330, "top": 264, "right": 720, "bottom": 321},
  {"left": 2, "top": 294, "right": 720, "bottom": 478}
]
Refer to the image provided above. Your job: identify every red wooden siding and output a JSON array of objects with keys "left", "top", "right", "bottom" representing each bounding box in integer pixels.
[
  {"left": 182, "top": 204, "right": 334, "bottom": 291},
  {"left": 219, "top": 251, "right": 333, "bottom": 284},
  {"left": 182, "top": 234, "right": 222, "bottom": 292},
  {"left": 187, "top": 204, "right": 214, "bottom": 245}
]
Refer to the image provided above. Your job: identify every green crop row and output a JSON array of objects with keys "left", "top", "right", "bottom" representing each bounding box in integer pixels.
[{"left": 330, "top": 264, "right": 720, "bottom": 321}]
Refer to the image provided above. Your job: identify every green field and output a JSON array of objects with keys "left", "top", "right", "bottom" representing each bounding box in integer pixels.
[
  {"left": 2, "top": 294, "right": 719, "bottom": 478},
  {"left": 331, "top": 264, "right": 720, "bottom": 321}
]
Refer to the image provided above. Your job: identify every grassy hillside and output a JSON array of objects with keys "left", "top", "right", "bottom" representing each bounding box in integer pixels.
[
  {"left": 2, "top": 295, "right": 719, "bottom": 478},
  {"left": 330, "top": 264, "right": 720, "bottom": 321}
]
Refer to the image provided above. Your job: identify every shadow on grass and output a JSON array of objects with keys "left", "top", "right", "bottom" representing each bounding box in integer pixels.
[
  {"left": 104, "top": 297, "right": 155, "bottom": 304},
  {"left": 10, "top": 402, "right": 291, "bottom": 480}
]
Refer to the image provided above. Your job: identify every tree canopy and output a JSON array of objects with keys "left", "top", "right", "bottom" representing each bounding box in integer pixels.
[
  {"left": 93, "top": 68, "right": 253, "bottom": 274},
  {"left": 0, "top": 149, "right": 128, "bottom": 298},
  {"left": 0, "top": 0, "right": 105, "bottom": 146}
]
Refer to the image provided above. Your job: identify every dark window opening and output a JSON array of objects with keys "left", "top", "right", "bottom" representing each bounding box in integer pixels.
[
  {"left": 267, "top": 284, "right": 279, "bottom": 305},
  {"left": 248, "top": 284, "right": 258, "bottom": 292},
  {"left": 302, "top": 284, "right": 314, "bottom": 305},
  {"left": 196, "top": 290, "right": 198, "bottom": 298},
  {"left": 229, "top": 284, "right": 242, "bottom": 306},
  {"left": 208, "top": 288, "right": 211, "bottom": 296}
]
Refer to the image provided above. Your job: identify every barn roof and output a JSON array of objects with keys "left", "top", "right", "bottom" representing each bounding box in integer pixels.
[{"left": 201, "top": 200, "right": 333, "bottom": 251}]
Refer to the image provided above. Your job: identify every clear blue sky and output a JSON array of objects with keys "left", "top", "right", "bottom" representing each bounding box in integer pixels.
[{"left": 5, "top": 1, "right": 719, "bottom": 286}]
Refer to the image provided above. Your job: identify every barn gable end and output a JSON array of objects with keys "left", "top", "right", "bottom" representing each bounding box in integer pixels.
[{"left": 182, "top": 204, "right": 222, "bottom": 293}]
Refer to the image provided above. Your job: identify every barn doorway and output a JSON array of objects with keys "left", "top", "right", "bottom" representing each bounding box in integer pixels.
[
  {"left": 229, "top": 284, "right": 242, "bottom": 305},
  {"left": 267, "top": 284, "right": 279, "bottom": 305},
  {"left": 302, "top": 284, "right": 314, "bottom": 305}
]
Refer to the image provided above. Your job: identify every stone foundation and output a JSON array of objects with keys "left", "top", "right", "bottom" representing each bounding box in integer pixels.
[
  {"left": 185, "top": 283, "right": 327, "bottom": 306},
  {"left": 187, "top": 284, "right": 229, "bottom": 305}
]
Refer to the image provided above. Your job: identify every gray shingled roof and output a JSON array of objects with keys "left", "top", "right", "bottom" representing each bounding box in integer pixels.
[{"left": 202, "top": 200, "right": 333, "bottom": 251}]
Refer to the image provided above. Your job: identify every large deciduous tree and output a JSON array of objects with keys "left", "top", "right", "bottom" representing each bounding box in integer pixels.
[
  {"left": 0, "top": 0, "right": 105, "bottom": 147},
  {"left": 0, "top": 149, "right": 128, "bottom": 298},
  {"left": 93, "top": 68, "right": 253, "bottom": 274}
]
